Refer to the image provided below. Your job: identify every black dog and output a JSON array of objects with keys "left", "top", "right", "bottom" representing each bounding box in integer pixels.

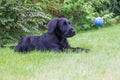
[{"left": 15, "top": 18, "right": 89, "bottom": 52}]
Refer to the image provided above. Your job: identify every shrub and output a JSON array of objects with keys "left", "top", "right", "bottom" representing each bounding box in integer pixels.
[
  {"left": 0, "top": 0, "right": 50, "bottom": 44},
  {"left": 0, "top": 0, "right": 120, "bottom": 44},
  {"left": 43, "top": 0, "right": 119, "bottom": 31},
  {"left": 60, "top": 0, "right": 119, "bottom": 31}
]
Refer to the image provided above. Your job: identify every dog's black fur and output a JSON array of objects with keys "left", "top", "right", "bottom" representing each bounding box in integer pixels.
[{"left": 14, "top": 18, "right": 89, "bottom": 53}]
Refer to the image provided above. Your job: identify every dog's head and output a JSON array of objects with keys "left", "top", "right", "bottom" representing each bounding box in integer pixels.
[{"left": 47, "top": 18, "right": 75, "bottom": 38}]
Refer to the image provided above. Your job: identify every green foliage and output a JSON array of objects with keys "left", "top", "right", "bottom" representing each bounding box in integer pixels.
[
  {"left": 101, "top": 11, "right": 119, "bottom": 25},
  {"left": 94, "top": 0, "right": 120, "bottom": 16},
  {"left": 0, "top": 0, "right": 50, "bottom": 44},
  {"left": 60, "top": 0, "right": 119, "bottom": 30},
  {"left": 42, "top": 0, "right": 119, "bottom": 31},
  {"left": 93, "top": 0, "right": 120, "bottom": 25},
  {"left": 0, "top": 0, "right": 120, "bottom": 44}
]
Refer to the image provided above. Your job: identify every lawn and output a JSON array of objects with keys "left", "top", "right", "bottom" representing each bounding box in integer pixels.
[{"left": 0, "top": 24, "right": 120, "bottom": 80}]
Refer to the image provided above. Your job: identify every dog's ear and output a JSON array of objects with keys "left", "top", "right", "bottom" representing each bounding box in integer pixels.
[{"left": 47, "top": 18, "right": 59, "bottom": 33}]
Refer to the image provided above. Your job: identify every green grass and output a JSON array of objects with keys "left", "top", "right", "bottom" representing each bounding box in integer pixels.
[{"left": 0, "top": 24, "right": 120, "bottom": 80}]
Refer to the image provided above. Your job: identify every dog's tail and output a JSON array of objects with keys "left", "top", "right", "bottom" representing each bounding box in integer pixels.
[{"left": 0, "top": 44, "right": 15, "bottom": 49}]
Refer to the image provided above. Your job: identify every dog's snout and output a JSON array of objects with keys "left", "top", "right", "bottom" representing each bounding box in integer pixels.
[
  {"left": 72, "top": 29, "right": 75, "bottom": 34},
  {"left": 70, "top": 28, "right": 75, "bottom": 34}
]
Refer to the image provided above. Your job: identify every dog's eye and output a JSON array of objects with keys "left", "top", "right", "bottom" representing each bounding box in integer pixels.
[
  {"left": 63, "top": 22, "right": 67, "bottom": 25},
  {"left": 68, "top": 22, "right": 70, "bottom": 24}
]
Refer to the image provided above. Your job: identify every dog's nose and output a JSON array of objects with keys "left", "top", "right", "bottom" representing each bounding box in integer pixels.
[
  {"left": 72, "top": 29, "right": 75, "bottom": 34},
  {"left": 70, "top": 28, "right": 75, "bottom": 35}
]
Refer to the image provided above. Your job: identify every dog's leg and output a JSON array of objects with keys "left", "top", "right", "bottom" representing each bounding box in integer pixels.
[{"left": 69, "top": 47, "right": 90, "bottom": 53}]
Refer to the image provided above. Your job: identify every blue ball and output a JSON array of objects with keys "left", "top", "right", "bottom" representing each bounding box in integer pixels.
[{"left": 94, "top": 17, "right": 104, "bottom": 27}]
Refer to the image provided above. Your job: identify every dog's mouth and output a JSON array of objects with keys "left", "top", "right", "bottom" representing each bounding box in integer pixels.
[{"left": 64, "top": 29, "right": 76, "bottom": 37}]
